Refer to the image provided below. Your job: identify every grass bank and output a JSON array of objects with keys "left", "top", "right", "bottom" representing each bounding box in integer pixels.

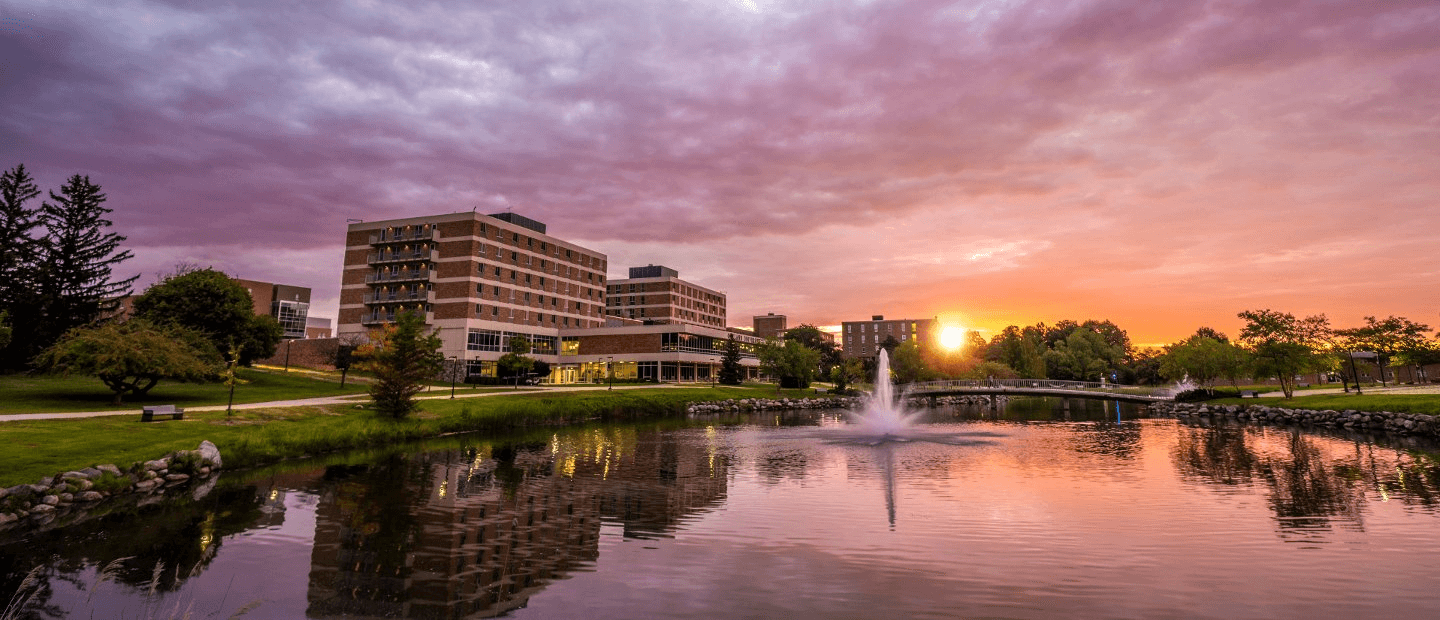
[
  {"left": 1209, "top": 393, "right": 1440, "bottom": 415},
  {"left": 0, "top": 384, "right": 829, "bottom": 487},
  {"left": 0, "top": 368, "right": 372, "bottom": 414}
]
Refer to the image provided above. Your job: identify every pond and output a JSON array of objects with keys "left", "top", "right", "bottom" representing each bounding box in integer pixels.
[{"left": 3, "top": 398, "right": 1440, "bottom": 619}]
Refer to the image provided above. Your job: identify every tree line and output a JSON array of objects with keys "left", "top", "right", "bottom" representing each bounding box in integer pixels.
[
  {"left": 747, "top": 310, "right": 1440, "bottom": 399},
  {"left": 2, "top": 163, "right": 287, "bottom": 404},
  {"left": 0, "top": 164, "right": 137, "bottom": 369}
]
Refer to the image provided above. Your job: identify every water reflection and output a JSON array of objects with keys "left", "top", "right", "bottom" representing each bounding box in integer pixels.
[
  {"left": 306, "top": 427, "right": 728, "bottom": 618},
  {"left": 5, "top": 403, "right": 1440, "bottom": 619},
  {"left": 1173, "top": 420, "right": 1440, "bottom": 542},
  {"left": 0, "top": 484, "right": 266, "bottom": 619}
]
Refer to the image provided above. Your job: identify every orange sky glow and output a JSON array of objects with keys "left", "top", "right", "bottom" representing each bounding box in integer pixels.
[{"left": 3, "top": 0, "right": 1436, "bottom": 346}]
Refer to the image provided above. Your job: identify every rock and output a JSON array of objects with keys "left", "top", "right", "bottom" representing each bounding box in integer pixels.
[
  {"left": 29, "top": 504, "right": 55, "bottom": 514},
  {"left": 78, "top": 491, "right": 104, "bottom": 502},
  {"left": 134, "top": 479, "right": 160, "bottom": 492},
  {"left": 98, "top": 464, "right": 121, "bottom": 475},
  {"left": 58, "top": 493, "right": 74, "bottom": 504},
  {"left": 41, "top": 495, "right": 59, "bottom": 506},
  {"left": 164, "top": 473, "right": 191, "bottom": 483},
  {"left": 144, "top": 459, "right": 168, "bottom": 472},
  {"left": 61, "top": 470, "right": 91, "bottom": 480},
  {"left": 198, "top": 441, "right": 222, "bottom": 469},
  {"left": 74, "top": 479, "right": 94, "bottom": 491}
]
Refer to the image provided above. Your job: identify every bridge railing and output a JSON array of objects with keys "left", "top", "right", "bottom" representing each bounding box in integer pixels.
[{"left": 905, "top": 379, "right": 1172, "bottom": 397}]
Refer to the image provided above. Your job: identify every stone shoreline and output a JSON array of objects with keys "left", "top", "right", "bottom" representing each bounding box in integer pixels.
[
  {"left": 1146, "top": 402, "right": 1440, "bottom": 439},
  {"left": 686, "top": 394, "right": 1006, "bottom": 414},
  {"left": 0, "top": 441, "right": 223, "bottom": 535}
]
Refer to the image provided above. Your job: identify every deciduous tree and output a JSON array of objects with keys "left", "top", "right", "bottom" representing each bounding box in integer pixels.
[
  {"left": 133, "top": 267, "right": 282, "bottom": 365},
  {"left": 758, "top": 338, "right": 822, "bottom": 390},
  {"left": 497, "top": 336, "right": 535, "bottom": 386},
  {"left": 1238, "top": 309, "right": 1331, "bottom": 399},
  {"left": 1334, "top": 316, "right": 1431, "bottom": 386},
  {"left": 33, "top": 318, "right": 222, "bottom": 405}
]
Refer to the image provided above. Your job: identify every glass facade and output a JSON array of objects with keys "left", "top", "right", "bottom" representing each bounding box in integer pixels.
[{"left": 272, "top": 300, "right": 309, "bottom": 339}]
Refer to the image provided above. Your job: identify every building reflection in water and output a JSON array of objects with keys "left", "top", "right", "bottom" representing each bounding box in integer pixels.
[
  {"left": 306, "top": 427, "right": 729, "bottom": 619},
  {"left": 1172, "top": 420, "right": 1440, "bottom": 542}
]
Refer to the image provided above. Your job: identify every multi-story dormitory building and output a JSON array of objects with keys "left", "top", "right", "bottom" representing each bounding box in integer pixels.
[
  {"left": 604, "top": 265, "right": 727, "bottom": 328},
  {"left": 339, "top": 212, "right": 761, "bottom": 383}
]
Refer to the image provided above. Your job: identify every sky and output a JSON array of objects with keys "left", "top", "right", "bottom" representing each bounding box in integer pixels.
[{"left": 3, "top": 0, "right": 1437, "bottom": 346}]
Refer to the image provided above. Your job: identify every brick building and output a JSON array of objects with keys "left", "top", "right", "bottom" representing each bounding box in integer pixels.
[
  {"left": 841, "top": 315, "right": 938, "bottom": 359},
  {"left": 752, "top": 313, "right": 787, "bottom": 340},
  {"left": 236, "top": 279, "right": 312, "bottom": 339},
  {"left": 338, "top": 211, "right": 610, "bottom": 379},
  {"left": 556, "top": 323, "right": 762, "bottom": 383},
  {"left": 604, "top": 265, "right": 726, "bottom": 329}
]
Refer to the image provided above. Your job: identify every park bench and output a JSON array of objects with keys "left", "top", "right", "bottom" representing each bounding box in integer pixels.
[
  {"left": 1240, "top": 390, "right": 1261, "bottom": 398},
  {"left": 141, "top": 405, "right": 185, "bottom": 422}
]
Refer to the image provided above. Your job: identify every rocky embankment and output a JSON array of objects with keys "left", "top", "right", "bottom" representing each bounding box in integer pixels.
[
  {"left": 686, "top": 394, "right": 1004, "bottom": 414},
  {"left": 0, "top": 441, "right": 223, "bottom": 534},
  {"left": 1147, "top": 402, "right": 1440, "bottom": 438}
]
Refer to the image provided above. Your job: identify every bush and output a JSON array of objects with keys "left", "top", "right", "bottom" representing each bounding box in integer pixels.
[{"left": 1175, "top": 387, "right": 1240, "bottom": 402}]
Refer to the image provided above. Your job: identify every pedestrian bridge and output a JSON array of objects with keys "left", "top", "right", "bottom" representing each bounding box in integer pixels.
[{"left": 902, "top": 379, "right": 1173, "bottom": 404}]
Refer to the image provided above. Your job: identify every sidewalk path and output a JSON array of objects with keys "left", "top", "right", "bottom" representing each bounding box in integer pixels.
[
  {"left": 0, "top": 383, "right": 729, "bottom": 423},
  {"left": 1257, "top": 385, "right": 1440, "bottom": 398}
]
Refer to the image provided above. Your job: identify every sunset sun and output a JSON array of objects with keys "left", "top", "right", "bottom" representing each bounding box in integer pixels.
[{"left": 939, "top": 325, "right": 966, "bottom": 350}]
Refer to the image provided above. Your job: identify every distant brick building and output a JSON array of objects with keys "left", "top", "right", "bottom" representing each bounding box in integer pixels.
[
  {"left": 604, "top": 265, "right": 726, "bottom": 329},
  {"left": 840, "top": 315, "right": 937, "bottom": 359},
  {"left": 752, "top": 313, "right": 787, "bottom": 340}
]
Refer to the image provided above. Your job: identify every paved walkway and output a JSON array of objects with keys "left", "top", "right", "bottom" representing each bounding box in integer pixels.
[
  {"left": 1256, "top": 384, "right": 1440, "bottom": 398},
  {"left": 0, "top": 383, "right": 730, "bottom": 423}
]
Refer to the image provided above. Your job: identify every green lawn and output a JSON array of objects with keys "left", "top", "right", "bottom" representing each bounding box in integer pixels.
[
  {"left": 0, "top": 368, "right": 372, "bottom": 414},
  {"left": 0, "top": 384, "right": 833, "bottom": 486},
  {"left": 1209, "top": 393, "right": 1440, "bottom": 415}
]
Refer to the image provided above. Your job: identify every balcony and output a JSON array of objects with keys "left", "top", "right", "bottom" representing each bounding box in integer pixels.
[
  {"left": 363, "top": 289, "right": 436, "bottom": 304},
  {"left": 361, "top": 311, "right": 434, "bottom": 326},
  {"left": 365, "top": 269, "right": 434, "bottom": 284},
  {"left": 367, "top": 248, "right": 439, "bottom": 264},
  {"left": 369, "top": 227, "right": 438, "bottom": 245}
]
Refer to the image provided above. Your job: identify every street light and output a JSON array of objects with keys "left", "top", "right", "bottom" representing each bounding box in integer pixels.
[
  {"left": 712, "top": 358, "right": 717, "bottom": 388},
  {"left": 450, "top": 356, "right": 459, "bottom": 399},
  {"left": 607, "top": 356, "right": 614, "bottom": 390}
]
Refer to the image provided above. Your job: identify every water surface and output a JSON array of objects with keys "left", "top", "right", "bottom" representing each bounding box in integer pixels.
[{"left": 4, "top": 399, "right": 1439, "bottom": 619}]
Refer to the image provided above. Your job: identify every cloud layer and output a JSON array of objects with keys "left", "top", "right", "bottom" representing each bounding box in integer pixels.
[{"left": 3, "top": 0, "right": 1438, "bottom": 343}]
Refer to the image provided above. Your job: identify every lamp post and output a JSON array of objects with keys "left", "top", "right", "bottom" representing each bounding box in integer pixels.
[
  {"left": 283, "top": 339, "right": 292, "bottom": 372},
  {"left": 712, "top": 358, "right": 717, "bottom": 388},
  {"left": 607, "top": 356, "right": 614, "bottom": 391},
  {"left": 450, "top": 356, "right": 458, "bottom": 399}
]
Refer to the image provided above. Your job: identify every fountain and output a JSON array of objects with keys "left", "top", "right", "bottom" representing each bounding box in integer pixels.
[{"left": 849, "top": 349, "right": 922, "bottom": 436}]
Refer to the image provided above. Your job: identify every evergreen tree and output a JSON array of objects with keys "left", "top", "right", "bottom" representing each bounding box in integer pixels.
[
  {"left": 719, "top": 336, "right": 745, "bottom": 385},
  {"left": 357, "top": 310, "right": 444, "bottom": 419},
  {"left": 36, "top": 174, "right": 137, "bottom": 349},
  {"left": 0, "top": 164, "right": 43, "bottom": 305},
  {"left": 0, "top": 164, "right": 44, "bottom": 368}
]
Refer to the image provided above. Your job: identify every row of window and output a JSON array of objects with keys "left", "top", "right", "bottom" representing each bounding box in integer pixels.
[
  {"left": 472, "top": 305, "right": 594, "bottom": 327},
  {"left": 660, "top": 332, "right": 757, "bottom": 357},
  {"left": 473, "top": 244, "right": 604, "bottom": 286},
  {"left": 475, "top": 263, "right": 601, "bottom": 301},
  {"left": 467, "top": 329, "right": 560, "bottom": 355},
  {"left": 472, "top": 222, "right": 605, "bottom": 272},
  {"left": 473, "top": 285, "right": 599, "bottom": 315},
  {"left": 844, "top": 322, "right": 921, "bottom": 333}
]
